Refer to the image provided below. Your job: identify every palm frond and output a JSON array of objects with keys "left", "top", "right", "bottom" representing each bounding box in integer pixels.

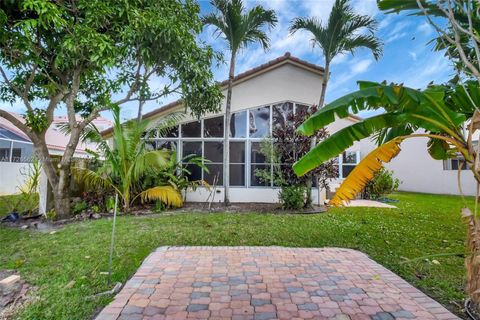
[
  {"left": 342, "top": 34, "right": 383, "bottom": 60},
  {"left": 139, "top": 186, "right": 183, "bottom": 207},
  {"left": 330, "top": 137, "right": 404, "bottom": 206},
  {"left": 293, "top": 113, "right": 409, "bottom": 177},
  {"left": 72, "top": 166, "right": 114, "bottom": 191}
]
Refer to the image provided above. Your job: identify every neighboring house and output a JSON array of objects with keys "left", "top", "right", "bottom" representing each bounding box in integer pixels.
[
  {"left": 386, "top": 135, "right": 478, "bottom": 196},
  {"left": 102, "top": 52, "right": 366, "bottom": 204},
  {"left": 0, "top": 113, "right": 112, "bottom": 194}
]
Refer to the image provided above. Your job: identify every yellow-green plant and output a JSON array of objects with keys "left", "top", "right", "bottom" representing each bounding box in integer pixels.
[{"left": 74, "top": 106, "right": 182, "bottom": 212}]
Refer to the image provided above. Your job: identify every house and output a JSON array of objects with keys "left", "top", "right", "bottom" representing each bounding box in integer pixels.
[
  {"left": 102, "top": 52, "right": 367, "bottom": 204},
  {"left": 386, "top": 135, "right": 478, "bottom": 196},
  {"left": 0, "top": 113, "right": 112, "bottom": 194}
]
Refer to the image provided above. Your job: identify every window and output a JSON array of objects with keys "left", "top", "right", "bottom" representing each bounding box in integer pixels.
[
  {"left": 164, "top": 126, "right": 179, "bottom": 138},
  {"left": 249, "top": 106, "right": 270, "bottom": 138},
  {"left": 145, "top": 101, "right": 316, "bottom": 189},
  {"left": 204, "top": 142, "right": 223, "bottom": 185},
  {"left": 0, "top": 139, "right": 11, "bottom": 162},
  {"left": 443, "top": 157, "right": 468, "bottom": 170},
  {"left": 230, "top": 141, "right": 245, "bottom": 186},
  {"left": 182, "top": 141, "right": 202, "bottom": 181},
  {"left": 156, "top": 140, "right": 177, "bottom": 151},
  {"left": 230, "top": 111, "right": 247, "bottom": 138},
  {"left": 250, "top": 142, "right": 270, "bottom": 186},
  {"left": 181, "top": 121, "right": 201, "bottom": 138},
  {"left": 11, "top": 142, "right": 33, "bottom": 163},
  {"left": 339, "top": 151, "right": 359, "bottom": 178},
  {"left": 273, "top": 102, "right": 293, "bottom": 131},
  {"left": 204, "top": 116, "right": 224, "bottom": 138}
]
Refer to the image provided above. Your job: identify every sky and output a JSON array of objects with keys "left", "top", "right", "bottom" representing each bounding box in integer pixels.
[{"left": 3, "top": 0, "right": 454, "bottom": 121}]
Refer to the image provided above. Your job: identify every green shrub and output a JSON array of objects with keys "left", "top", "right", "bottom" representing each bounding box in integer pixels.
[
  {"left": 105, "top": 197, "right": 116, "bottom": 212},
  {"left": 363, "top": 168, "right": 401, "bottom": 200},
  {"left": 72, "top": 201, "right": 88, "bottom": 215},
  {"left": 279, "top": 186, "right": 306, "bottom": 210}
]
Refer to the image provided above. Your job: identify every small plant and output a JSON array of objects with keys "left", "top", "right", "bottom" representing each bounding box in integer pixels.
[
  {"left": 45, "top": 209, "right": 56, "bottom": 221},
  {"left": 105, "top": 196, "right": 116, "bottom": 212},
  {"left": 91, "top": 205, "right": 101, "bottom": 214},
  {"left": 153, "top": 200, "right": 165, "bottom": 213},
  {"left": 362, "top": 168, "right": 401, "bottom": 200},
  {"left": 72, "top": 201, "right": 88, "bottom": 215},
  {"left": 279, "top": 186, "right": 306, "bottom": 210}
]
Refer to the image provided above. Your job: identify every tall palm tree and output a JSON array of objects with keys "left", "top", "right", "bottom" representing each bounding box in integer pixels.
[
  {"left": 203, "top": 0, "right": 277, "bottom": 205},
  {"left": 289, "top": 0, "right": 383, "bottom": 108}
]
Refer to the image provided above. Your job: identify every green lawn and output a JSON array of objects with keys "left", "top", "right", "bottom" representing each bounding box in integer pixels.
[{"left": 0, "top": 192, "right": 470, "bottom": 319}]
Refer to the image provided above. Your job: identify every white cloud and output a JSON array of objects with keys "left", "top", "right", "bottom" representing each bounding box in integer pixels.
[
  {"left": 353, "top": 0, "right": 379, "bottom": 17},
  {"left": 417, "top": 22, "right": 434, "bottom": 36},
  {"left": 409, "top": 51, "right": 417, "bottom": 61},
  {"left": 351, "top": 59, "right": 373, "bottom": 74}
]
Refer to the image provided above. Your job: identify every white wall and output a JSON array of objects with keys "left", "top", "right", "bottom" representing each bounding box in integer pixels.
[
  {"left": 386, "top": 136, "right": 477, "bottom": 196},
  {"left": 0, "top": 162, "right": 32, "bottom": 195},
  {"left": 185, "top": 186, "right": 324, "bottom": 205}
]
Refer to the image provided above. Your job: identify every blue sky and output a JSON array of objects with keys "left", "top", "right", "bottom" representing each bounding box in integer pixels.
[{"left": 3, "top": 0, "right": 454, "bottom": 121}]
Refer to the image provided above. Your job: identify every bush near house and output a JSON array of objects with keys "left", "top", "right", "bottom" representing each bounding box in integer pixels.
[{"left": 362, "top": 168, "right": 401, "bottom": 200}]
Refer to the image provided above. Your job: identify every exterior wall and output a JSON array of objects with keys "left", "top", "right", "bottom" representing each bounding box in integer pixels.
[
  {"left": 0, "top": 162, "right": 32, "bottom": 195},
  {"left": 386, "top": 136, "right": 477, "bottom": 196},
  {"left": 184, "top": 187, "right": 324, "bottom": 204}
]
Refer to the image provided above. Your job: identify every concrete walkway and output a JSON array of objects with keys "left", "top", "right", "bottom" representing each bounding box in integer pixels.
[{"left": 96, "top": 247, "right": 458, "bottom": 320}]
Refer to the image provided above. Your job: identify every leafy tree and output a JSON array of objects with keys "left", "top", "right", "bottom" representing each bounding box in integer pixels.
[
  {"left": 378, "top": 0, "right": 480, "bottom": 85},
  {"left": 289, "top": 0, "right": 382, "bottom": 108},
  {"left": 203, "top": 0, "right": 277, "bottom": 205},
  {"left": 292, "top": 80, "right": 480, "bottom": 311},
  {"left": 75, "top": 106, "right": 183, "bottom": 212},
  {"left": 0, "top": 0, "right": 222, "bottom": 218}
]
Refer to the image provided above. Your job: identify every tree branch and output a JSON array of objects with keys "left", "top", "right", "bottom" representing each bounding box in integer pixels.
[
  {"left": 0, "top": 65, "right": 33, "bottom": 110},
  {"left": 0, "top": 109, "right": 34, "bottom": 140}
]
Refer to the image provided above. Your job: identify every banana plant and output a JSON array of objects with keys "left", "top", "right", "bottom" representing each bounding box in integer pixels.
[
  {"left": 293, "top": 80, "right": 480, "bottom": 308},
  {"left": 74, "top": 106, "right": 183, "bottom": 212}
]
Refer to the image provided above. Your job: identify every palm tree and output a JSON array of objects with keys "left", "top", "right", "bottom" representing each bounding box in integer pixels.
[
  {"left": 75, "top": 106, "right": 183, "bottom": 212},
  {"left": 292, "top": 80, "right": 480, "bottom": 311},
  {"left": 289, "top": 0, "right": 383, "bottom": 108},
  {"left": 203, "top": 0, "right": 277, "bottom": 205}
]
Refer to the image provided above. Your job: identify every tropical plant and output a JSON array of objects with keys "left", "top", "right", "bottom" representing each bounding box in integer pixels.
[
  {"left": 142, "top": 150, "right": 211, "bottom": 202},
  {"left": 292, "top": 80, "right": 480, "bottom": 310},
  {"left": 362, "top": 168, "right": 400, "bottom": 200},
  {"left": 289, "top": 0, "right": 382, "bottom": 108},
  {"left": 74, "top": 106, "right": 183, "bottom": 212},
  {"left": 203, "top": 0, "right": 277, "bottom": 205},
  {"left": 255, "top": 106, "right": 338, "bottom": 208},
  {"left": 0, "top": 0, "right": 222, "bottom": 218}
]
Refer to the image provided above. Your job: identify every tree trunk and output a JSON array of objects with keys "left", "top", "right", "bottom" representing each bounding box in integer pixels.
[
  {"left": 318, "top": 61, "right": 330, "bottom": 108},
  {"left": 137, "top": 99, "right": 144, "bottom": 122},
  {"left": 223, "top": 53, "right": 235, "bottom": 206},
  {"left": 466, "top": 171, "right": 480, "bottom": 312},
  {"left": 305, "top": 61, "right": 330, "bottom": 207}
]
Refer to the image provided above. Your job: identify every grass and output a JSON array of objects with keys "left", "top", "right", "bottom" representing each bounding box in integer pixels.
[{"left": 0, "top": 192, "right": 470, "bottom": 319}]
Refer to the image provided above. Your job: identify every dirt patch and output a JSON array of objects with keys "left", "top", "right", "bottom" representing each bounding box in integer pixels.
[
  {"left": 0, "top": 271, "right": 35, "bottom": 320},
  {"left": 166, "top": 202, "right": 327, "bottom": 214}
]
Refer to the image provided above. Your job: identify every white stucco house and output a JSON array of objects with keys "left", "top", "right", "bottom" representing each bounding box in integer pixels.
[
  {"left": 103, "top": 52, "right": 479, "bottom": 201},
  {"left": 102, "top": 52, "right": 368, "bottom": 204}
]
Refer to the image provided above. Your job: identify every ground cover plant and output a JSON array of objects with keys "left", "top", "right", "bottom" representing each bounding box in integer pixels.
[{"left": 0, "top": 192, "right": 469, "bottom": 319}]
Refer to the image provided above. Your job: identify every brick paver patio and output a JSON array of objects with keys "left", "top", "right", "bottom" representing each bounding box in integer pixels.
[{"left": 96, "top": 247, "right": 459, "bottom": 320}]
